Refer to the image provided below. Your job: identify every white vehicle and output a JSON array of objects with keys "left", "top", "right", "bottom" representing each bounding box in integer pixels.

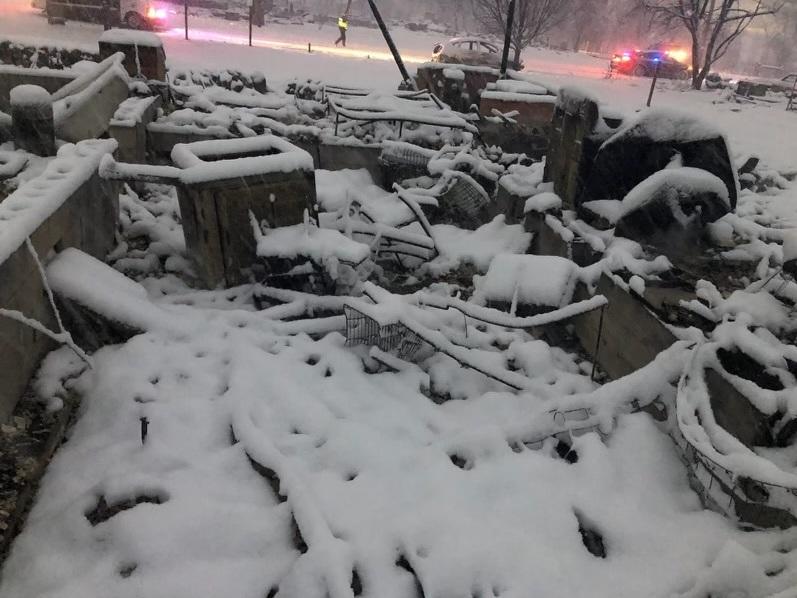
[
  {"left": 45, "top": 0, "right": 171, "bottom": 29},
  {"left": 432, "top": 37, "right": 522, "bottom": 70}
]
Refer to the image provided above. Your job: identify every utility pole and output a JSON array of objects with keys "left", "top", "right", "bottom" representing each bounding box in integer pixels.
[
  {"left": 366, "top": 0, "right": 417, "bottom": 90},
  {"left": 499, "top": 0, "right": 516, "bottom": 78}
]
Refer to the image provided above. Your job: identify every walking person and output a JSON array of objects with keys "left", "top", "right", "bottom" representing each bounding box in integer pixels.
[{"left": 334, "top": 14, "right": 348, "bottom": 47}]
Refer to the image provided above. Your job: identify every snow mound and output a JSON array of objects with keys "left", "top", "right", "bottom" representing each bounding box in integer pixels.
[
  {"left": 620, "top": 166, "right": 730, "bottom": 218},
  {"left": 474, "top": 254, "right": 580, "bottom": 308},
  {"left": 9, "top": 84, "right": 51, "bottom": 106},
  {"left": 256, "top": 223, "right": 371, "bottom": 265}
]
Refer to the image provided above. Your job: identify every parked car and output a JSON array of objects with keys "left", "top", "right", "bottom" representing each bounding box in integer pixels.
[
  {"left": 610, "top": 49, "right": 690, "bottom": 79},
  {"left": 432, "top": 37, "right": 522, "bottom": 70},
  {"left": 45, "top": 0, "right": 172, "bottom": 29}
]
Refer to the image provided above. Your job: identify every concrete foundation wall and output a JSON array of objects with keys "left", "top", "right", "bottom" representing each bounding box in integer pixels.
[
  {"left": 178, "top": 170, "right": 317, "bottom": 288},
  {"left": 0, "top": 171, "right": 119, "bottom": 421},
  {"left": 571, "top": 275, "right": 678, "bottom": 380}
]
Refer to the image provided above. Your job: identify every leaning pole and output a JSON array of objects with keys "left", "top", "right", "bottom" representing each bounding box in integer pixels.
[
  {"left": 499, "top": 0, "right": 516, "bottom": 78},
  {"left": 367, "top": 0, "right": 418, "bottom": 91}
]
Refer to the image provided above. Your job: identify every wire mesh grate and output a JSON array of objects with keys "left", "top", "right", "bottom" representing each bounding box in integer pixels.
[
  {"left": 379, "top": 144, "right": 431, "bottom": 168},
  {"left": 344, "top": 305, "right": 425, "bottom": 361}
]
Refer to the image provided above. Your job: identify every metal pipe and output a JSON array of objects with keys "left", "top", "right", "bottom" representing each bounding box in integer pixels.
[
  {"left": 646, "top": 60, "right": 661, "bottom": 107},
  {"left": 500, "top": 0, "right": 516, "bottom": 78},
  {"left": 366, "top": 0, "right": 418, "bottom": 90}
]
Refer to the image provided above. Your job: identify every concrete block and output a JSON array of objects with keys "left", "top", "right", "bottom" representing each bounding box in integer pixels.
[{"left": 10, "top": 85, "right": 55, "bottom": 156}]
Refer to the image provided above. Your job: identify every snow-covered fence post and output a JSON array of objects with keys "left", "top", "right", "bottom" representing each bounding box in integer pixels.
[{"left": 10, "top": 84, "right": 55, "bottom": 157}]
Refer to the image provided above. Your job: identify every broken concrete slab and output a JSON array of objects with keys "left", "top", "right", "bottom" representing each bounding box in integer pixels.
[{"left": 53, "top": 54, "right": 130, "bottom": 143}]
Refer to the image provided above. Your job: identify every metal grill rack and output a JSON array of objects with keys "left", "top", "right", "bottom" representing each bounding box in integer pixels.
[{"left": 343, "top": 304, "right": 425, "bottom": 361}]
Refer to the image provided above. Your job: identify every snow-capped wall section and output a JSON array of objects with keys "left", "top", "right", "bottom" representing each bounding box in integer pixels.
[
  {"left": 171, "top": 135, "right": 314, "bottom": 185},
  {"left": 0, "top": 138, "right": 119, "bottom": 421},
  {"left": 0, "top": 139, "right": 117, "bottom": 265},
  {"left": 98, "top": 28, "right": 163, "bottom": 48}
]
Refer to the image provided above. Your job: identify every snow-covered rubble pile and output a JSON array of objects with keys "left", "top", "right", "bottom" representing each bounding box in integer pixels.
[
  {"left": 157, "top": 83, "right": 473, "bottom": 147},
  {"left": 1, "top": 243, "right": 776, "bottom": 598}
]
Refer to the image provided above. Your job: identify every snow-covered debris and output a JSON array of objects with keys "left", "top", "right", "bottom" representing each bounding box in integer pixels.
[
  {"left": 524, "top": 191, "right": 562, "bottom": 214},
  {"left": 0, "top": 138, "right": 117, "bottom": 265},
  {"left": 620, "top": 167, "right": 731, "bottom": 217},
  {"left": 47, "top": 248, "right": 193, "bottom": 335},
  {"left": 110, "top": 95, "right": 159, "bottom": 127},
  {"left": 425, "top": 215, "right": 531, "bottom": 276},
  {"left": 442, "top": 67, "right": 465, "bottom": 81},
  {"left": 98, "top": 28, "right": 163, "bottom": 48},
  {"left": 474, "top": 254, "right": 580, "bottom": 309},
  {"left": 498, "top": 162, "right": 546, "bottom": 198},
  {"left": 256, "top": 223, "right": 371, "bottom": 266}
]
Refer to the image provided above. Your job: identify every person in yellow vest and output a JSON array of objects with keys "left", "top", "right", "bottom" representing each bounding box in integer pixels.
[{"left": 334, "top": 15, "right": 349, "bottom": 47}]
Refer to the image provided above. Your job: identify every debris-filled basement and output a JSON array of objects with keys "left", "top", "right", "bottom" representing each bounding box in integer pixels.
[{"left": 2, "top": 6, "right": 797, "bottom": 598}]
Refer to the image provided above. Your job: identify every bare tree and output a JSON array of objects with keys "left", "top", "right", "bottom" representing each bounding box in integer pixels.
[
  {"left": 471, "top": 0, "right": 571, "bottom": 67},
  {"left": 644, "top": 0, "right": 782, "bottom": 89}
]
